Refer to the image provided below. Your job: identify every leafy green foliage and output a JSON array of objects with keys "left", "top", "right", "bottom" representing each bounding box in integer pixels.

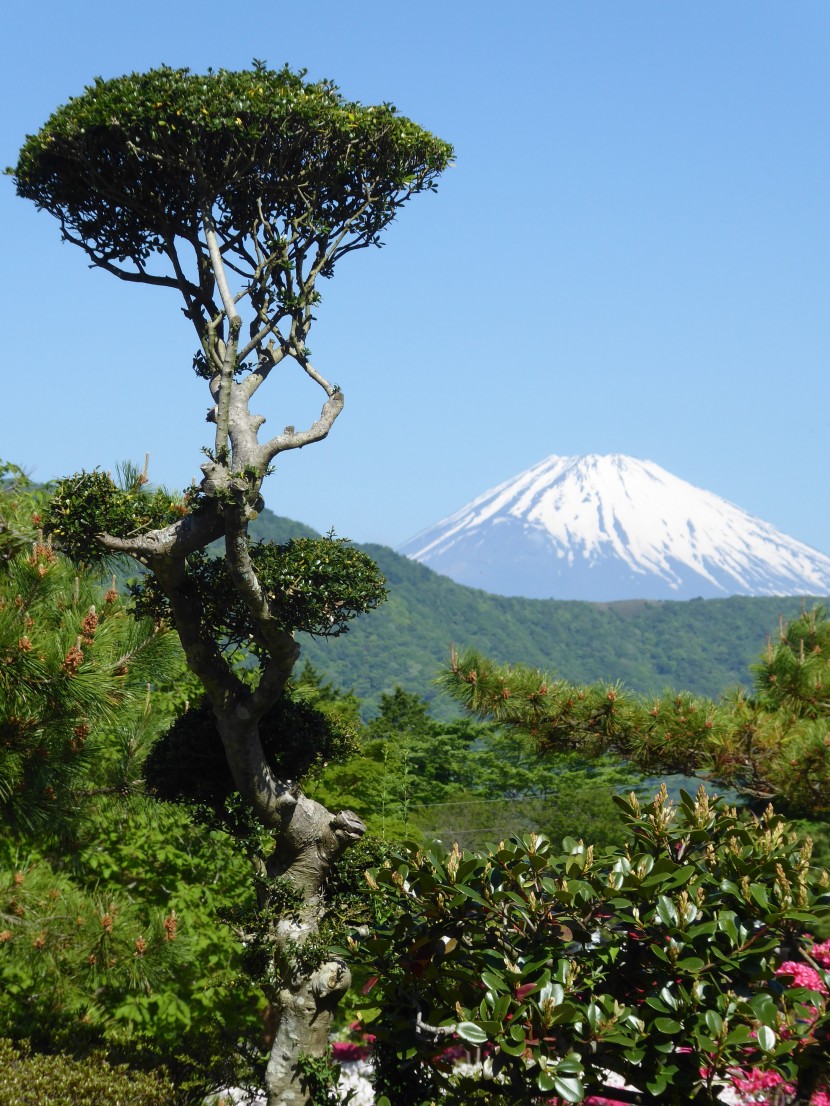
[
  {"left": 359, "top": 787, "right": 830, "bottom": 1104},
  {"left": 439, "top": 605, "right": 830, "bottom": 818},
  {"left": 0, "top": 485, "right": 182, "bottom": 837},
  {"left": 132, "top": 534, "right": 388, "bottom": 645},
  {"left": 11, "top": 64, "right": 453, "bottom": 278},
  {"left": 0, "top": 1037, "right": 175, "bottom": 1105},
  {"left": 0, "top": 472, "right": 264, "bottom": 1100},
  {"left": 44, "top": 469, "right": 193, "bottom": 564},
  {"left": 0, "top": 844, "right": 188, "bottom": 1042},
  {"left": 0, "top": 793, "right": 266, "bottom": 1101},
  {"left": 307, "top": 687, "right": 646, "bottom": 850},
  {"left": 0, "top": 463, "right": 54, "bottom": 564},
  {"left": 290, "top": 660, "right": 362, "bottom": 728}
]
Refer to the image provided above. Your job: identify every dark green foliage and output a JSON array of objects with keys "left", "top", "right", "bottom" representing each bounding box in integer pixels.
[
  {"left": 10, "top": 64, "right": 453, "bottom": 276},
  {"left": 144, "top": 694, "right": 359, "bottom": 815},
  {"left": 0, "top": 1038, "right": 175, "bottom": 1106},
  {"left": 360, "top": 788, "right": 830, "bottom": 1104},
  {"left": 132, "top": 535, "right": 388, "bottom": 646}
]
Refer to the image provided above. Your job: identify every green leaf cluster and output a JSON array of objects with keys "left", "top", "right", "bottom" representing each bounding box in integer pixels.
[
  {"left": 358, "top": 787, "right": 830, "bottom": 1104},
  {"left": 0, "top": 497, "right": 182, "bottom": 836},
  {"left": 0, "top": 463, "right": 54, "bottom": 564},
  {"left": 10, "top": 63, "right": 453, "bottom": 275},
  {"left": 0, "top": 473, "right": 264, "bottom": 1099},
  {"left": 0, "top": 792, "right": 265, "bottom": 1101},
  {"left": 308, "top": 686, "right": 644, "bottom": 851},
  {"left": 44, "top": 470, "right": 192, "bottom": 564},
  {"left": 133, "top": 534, "right": 388, "bottom": 643},
  {"left": 0, "top": 1037, "right": 175, "bottom": 1106}
]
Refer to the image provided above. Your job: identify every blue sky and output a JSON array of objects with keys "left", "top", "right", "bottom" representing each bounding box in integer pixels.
[{"left": 3, "top": 2, "right": 829, "bottom": 553}]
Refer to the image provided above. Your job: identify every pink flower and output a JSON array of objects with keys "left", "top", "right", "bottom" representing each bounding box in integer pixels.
[
  {"left": 730, "top": 1068, "right": 795, "bottom": 1097},
  {"left": 775, "top": 961, "right": 829, "bottom": 995},
  {"left": 331, "top": 1041, "right": 371, "bottom": 1061}
]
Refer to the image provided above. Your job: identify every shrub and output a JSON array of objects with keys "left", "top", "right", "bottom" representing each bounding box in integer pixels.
[
  {"left": 0, "top": 1038, "right": 174, "bottom": 1105},
  {"left": 357, "top": 786, "right": 830, "bottom": 1104}
]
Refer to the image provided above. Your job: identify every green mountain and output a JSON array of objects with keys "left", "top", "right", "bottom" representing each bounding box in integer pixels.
[{"left": 249, "top": 511, "right": 826, "bottom": 717}]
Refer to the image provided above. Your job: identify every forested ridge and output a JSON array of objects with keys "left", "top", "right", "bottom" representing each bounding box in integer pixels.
[{"left": 250, "top": 511, "right": 828, "bottom": 715}]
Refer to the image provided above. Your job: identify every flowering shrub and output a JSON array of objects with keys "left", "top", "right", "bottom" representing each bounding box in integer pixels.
[{"left": 356, "top": 786, "right": 830, "bottom": 1105}]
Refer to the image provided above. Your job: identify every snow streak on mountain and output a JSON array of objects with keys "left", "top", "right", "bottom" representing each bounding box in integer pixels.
[{"left": 398, "top": 455, "right": 830, "bottom": 601}]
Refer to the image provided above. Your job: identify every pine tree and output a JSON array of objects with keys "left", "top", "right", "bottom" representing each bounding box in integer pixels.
[{"left": 438, "top": 606, "right": 830, "bottom": 820}]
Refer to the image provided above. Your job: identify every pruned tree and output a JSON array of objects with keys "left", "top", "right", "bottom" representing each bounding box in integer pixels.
[{"left": 10, "top": 63, "right": 452, "bottom": 1105}]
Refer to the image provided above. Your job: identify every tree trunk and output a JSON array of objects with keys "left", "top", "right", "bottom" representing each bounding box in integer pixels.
[
  {"left": 259, "top": 791, "right": 366, "bottom": 1106},
  {"left": 191, "top": 648, "right": 367, "bottom": 1105}
]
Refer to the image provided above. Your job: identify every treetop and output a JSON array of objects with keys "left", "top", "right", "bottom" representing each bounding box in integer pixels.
[{"left": 10, "top": 62, "right": 453, "bottom": 275}]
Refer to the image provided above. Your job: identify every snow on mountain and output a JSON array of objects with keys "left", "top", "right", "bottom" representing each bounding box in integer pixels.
[{"left": 398, "top": 454, "right": 830, "bottom": 601}]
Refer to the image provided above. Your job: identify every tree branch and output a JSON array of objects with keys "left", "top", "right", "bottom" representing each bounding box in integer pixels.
[{"left": 260, "top": 387, "right": 344, "bottom": 463}]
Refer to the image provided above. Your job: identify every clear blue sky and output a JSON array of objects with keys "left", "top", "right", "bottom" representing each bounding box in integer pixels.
[{"left": 3, "top": 2, "right": 829, "bottom": 552}]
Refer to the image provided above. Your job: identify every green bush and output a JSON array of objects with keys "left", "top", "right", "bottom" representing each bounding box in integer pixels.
[
  {"left": 358, "top": 786, "right": 830, "bottom": 1104},
  {"left": 0, "top": 1038, "right": 174, "bottom": 1105}
]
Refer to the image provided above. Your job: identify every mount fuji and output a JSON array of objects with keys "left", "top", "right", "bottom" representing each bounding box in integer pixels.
[{"left": 398, "top": 454, "right": 830, "bottom": 602}]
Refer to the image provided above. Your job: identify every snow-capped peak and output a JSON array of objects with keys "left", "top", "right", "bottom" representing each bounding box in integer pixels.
[{"left": 398, "top": 454, "right": 830, "bottom": 601}]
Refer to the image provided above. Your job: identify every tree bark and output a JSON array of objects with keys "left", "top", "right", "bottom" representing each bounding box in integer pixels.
[
  {"left": 260, "top": 791, "right": 366, "bottom": 1106},
  {"left": 212, "top": 712, "right": 365, "bottom": 1105}
]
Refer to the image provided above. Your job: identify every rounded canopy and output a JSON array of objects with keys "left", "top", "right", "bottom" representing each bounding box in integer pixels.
[{"left": 11, "top": 64, "right": 453, "bottom": 267}]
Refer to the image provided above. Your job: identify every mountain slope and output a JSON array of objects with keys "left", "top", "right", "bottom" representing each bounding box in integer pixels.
[
  {"left": 399, "top": 454, "right": 830, "bottom": 601},
  {"left": 245, "top": 510, "right": 827, "bottom": 717}
]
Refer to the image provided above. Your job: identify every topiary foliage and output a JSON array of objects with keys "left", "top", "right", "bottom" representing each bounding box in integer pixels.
[
  {"left": 44, "top": 470, "right": 193, "bottom": 564},
  {"left": 132, "top": 534, "right": 388, "bottom": 643},
  {"left": 10, "top": 63, "right": 453, "bottom": 279},
  {"left": 144, "top": 695, "right": 358, "bottom": 815},
  {"left": 0, "top": 1038, "right": 174, "bottom": 1106}
]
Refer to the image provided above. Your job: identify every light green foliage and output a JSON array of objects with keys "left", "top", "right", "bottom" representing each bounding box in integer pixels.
[
  {"left": 0, "top": 1037, "right": 175, "bottom": 1106},
  {"left": 0, "top": 785, "right": 265, "bottom": 1100},
  {"left": 308, "top": 688, "right": 645, "bottom": 850},
  {"left": 0, "top": 463, "right": 53, "bottom": 563},
  {"left": 360, "top": 787, "right": 830, "bottom": 1105},
  {"left": 0, "top": 838, "right": 187, "bottom": 1042},
  {"left": 0, "top": 468, "right": 182, "bottom": 835},
  {"left": 290, "top": 661, "right": 362, "bottom": 729},
  {"left": 0, "top": 470, "right": 263, "bottom": 1099},
  {"left": 439, "top": 605, "right": 830, "bottom": 819}
]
